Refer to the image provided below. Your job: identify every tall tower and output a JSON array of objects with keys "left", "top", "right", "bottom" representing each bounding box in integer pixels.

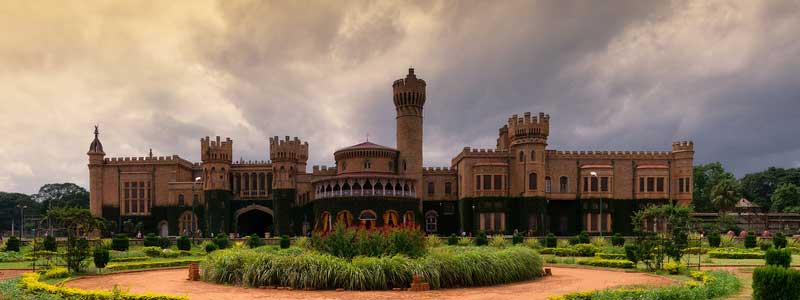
[
  {"left": 393, "top": 68, "right": 426, "bottom": 188},
  {"left": 87, "top": 125, "right": 105, "bottom": 217},
  {"left": 200, "top": 136, "right": 232, "bottom": 190},
  {"left": 508, "top": 112, "right": 550, "bottom": 197},
  {"left": 269, "top": 136, "right": 309, "bottom": 189},
  {"left": 671, "top": 141, "right": 694, "bottom": 206}
]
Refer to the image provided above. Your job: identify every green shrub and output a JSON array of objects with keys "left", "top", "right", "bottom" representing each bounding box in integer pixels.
[
  {"left": 474, "top": 231, "right": 488, "bottom": 246},
  {"left": 524, "top": 238, "right": 541, "bottom": 249},
  {"left": 577, "top": 231, "right": 590, "bottom": 244},
  {"left": 426, "top": 235, "right": 443, "bottom": 248},
  {"left": 553, "top": 270, "right": 740, "bottom": 300},
  {"left": 447, "top": 234, "right": 458, "bottom": 245},
  {"left": 773, "top": 232, "right": 788, "bottom": 249},
  {"left": 708, "top": 248, "right": 764, "bottom": 259},
  {"left": 143, "top": 233, "right": 160, "bottom": 247},
  {"left": 765, "top": 248, "right": 792, "bottom": 268},
  {"left": 720, "top": 234, "right": 738, "bottom": 248},
  {"left": 611, "top": 233, "right": 625, "bottom": 246},
  {"left": 42, "top": 266, "right": 69, "bottom": 279},
  {"left": 590, "top": 237, "right": 607, "bottom": 248},
  {"left": 279, "top": 235, "right": 290, "bottom": 249},
  {"left": 213, "top": 234, "right": 230, "bottom": 249},
  {"left": 111, "top": 234, "right": 129, "bottom": 251},
  {"left": 93, "top": 244, "right": 110, "bottom": 269},
  {"left": 204, "top": 242, "right": 218, "bottom": 253},
  {"left": 760, "top": 240, "right": 773, "bottom": 251},
  {"left": 512, "top": 234, "right": 523, "bottom": 245},
  {"left": 312, "top": 224, "right": 425, "bottom": 258},
  {"left": 65, "top": 236, "right": 90, "bottom": 273},
  {"left": 489, "top": 235, "right": 509, "bottom": 248},
  {"left": 708, "top": 232, "right": 721, "bottom": 248},
  {"left": 159, "top": 236, "right": 172, "bottom": 249},
  {"left": 624, "top": 244, "right": 642, "bottom": 264},
  {"left": 683, "top": 247, "right": 708, "bottom": 254},
  {"left": 577, "top": 258, "right": 634, "bottom": 269},
  {"left": 246, "top": 234, "right": 263, "bottom": 249},
  {"left": 110, "top": 256, "right": 148, "bottom": 262},
  {"left": 595, "top": 252, "right": 626, "bottom": 260},
  {"left": 4, "top": 236, "right": 20, "bottom": 252},
  {"left": 752, "top": 265, "right": 800, "bottom": 300},
  {"left": 663, "top": 261, "right": 686, "bottom": 274},
  {"left": 142, "top": 246, "right": 163, "bottom": 257},
  {"left": 295, "top": 237, "right": 311, "bottom": 249},
  {"left": 544, "top": 233, "right": 557, "bottom": 248},
  {"left": 43, "top": 235, "right": 57, "bottom": 252},
  {"left": 572, "top": 244, "right": 598, "bottom": 257},
  {"left": 745, "top": 232, "right": 757, "bottom": 248},
  {"left": 457, "top": 236, "right": 472, "bottom": 246},
  {"left": 106, "top": 259, "right": 202, "bottom": 271},
  {"left": 177, "top": 235, "right": 191, "bottom": 251}
]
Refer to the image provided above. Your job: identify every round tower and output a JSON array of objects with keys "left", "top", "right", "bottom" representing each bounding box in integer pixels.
[
  {"left": 87, "top": 125, "right": 105, "bottom": 217},
  {"left": 393, "top": 68, "right": 425, "bottom": 188},
  {"left": 508, "top": 112, "right": 550, "bottom": 197},
  {"left": 200, "top": 136, "right": 232, "bottom": 190}
]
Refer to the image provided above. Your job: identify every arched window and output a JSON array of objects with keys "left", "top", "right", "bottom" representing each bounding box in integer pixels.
[
  {"left": 425, "top": 210, "right": 438, "bottom": 233},
  {"left": 545, "top": 176, "right": 551, "bottom": 193},
  {"left": 427, "top": 182, "right": 435, "bottom": 195},
  {"left": 383, "top": 210, "right": 399, "bottom": 226},
  {"left": 341, "top": 161, "right": 347, "bottom": 171},
  {"left": 559, "top": 176, "right": 568, "bottom": 193},
  {"left": 178, "top": 211, "right": 196, "bottom": 236},
  {"left": 319, "top": 211, "right": 332, "bottom": 232},
  {"left": 519, "top": 151, "right": 525, "bottom": 162},
  {"left": 178, "top": 194, "right": 185, "bottom": 206},
  {"left": 528, "top": 172, "right": 538, "bottom": 190},
  {"left": 403, "top": 211, "right": 415, "bottom": 225},
  {"left": 336, "top": 210, "right": 353, "bottom": 226},
  {"left": 359, "top": 210, "right": 377, "bottom": 229},
  {"left": 531, "top": 150, "right": 536, "bottom": 161}
]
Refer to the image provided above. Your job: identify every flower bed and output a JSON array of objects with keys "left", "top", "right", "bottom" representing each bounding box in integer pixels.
[
  {"left": 19, "top": 272, "right": 187, "bottom": 300},
  {"left": 106, "top": 258, "right": 202, "bottom": 271},
  {"left": 202, "top": 246, "right": 542, "bottom": 290},
  {"left": 576, "top": 258, "right": 634, "bottom": 269},
  {"left": 548, "top": 270, "right": 740, "bottom": 300}
]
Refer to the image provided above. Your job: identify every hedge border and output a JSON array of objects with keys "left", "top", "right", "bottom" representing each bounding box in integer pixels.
[{"left": 19, "top": 272, "right": 187, "bottom": 300}]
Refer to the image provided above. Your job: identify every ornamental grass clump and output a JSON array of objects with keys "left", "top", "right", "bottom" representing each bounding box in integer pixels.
[
  {"left": 312, "top": 223, "right": 425, "bottom": 258},
  {"left": 489, "top": 235, "right": 509, "bottom": 248}
]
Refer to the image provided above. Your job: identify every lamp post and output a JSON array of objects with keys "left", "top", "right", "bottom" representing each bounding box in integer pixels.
[
  {"left": 192, "top": 177, "right": 202, "bottom": 244},
  {"left": 17, "top": 205, "right": 27, "bottom": 239},
  {"left": 590, "top": 172, "right": 602, "bottom": 237}
]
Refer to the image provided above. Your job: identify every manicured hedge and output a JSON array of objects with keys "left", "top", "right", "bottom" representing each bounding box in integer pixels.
[
  {"left": 111, "top": 256, "right": 149, "bottom": 262},
  {"left": 594, "top": 252, "right": 626, "bottom": 260},
  {"left": 112, "top": 234, "right": 130, "bottom": 251},
  {"left": 549, "top": 270, "right": 740, "bottom": 300},
  {"left": 682, "top": 247, "right": 708, "bottom": 254},
  {"left": 20, "top": 272, "right": 187, "bottom": 300},
  {"left": 765, "top": 248, "right": 792, "bottom": 268},
  {"left": 577, "top": 258, "right": 635, "bottom": 269},
  {"left": 106, "top": 259, "right": 202, "bottom": 271},
  {"left": 539, "top": 245, "right": 597, "bottom": 257},
  {"left": 41, "top": 267, "right": 69, "bottom": 279},
  {"left": 708, "top": 249, "right": 764, "bottom": 259},
  {"left": 752, "top": 265, "right": 800, "bottom": 300}
]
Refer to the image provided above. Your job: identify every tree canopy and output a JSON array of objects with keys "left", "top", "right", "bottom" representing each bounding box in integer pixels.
[
  {"left": 692, "top": 162, "right": 736, "bottom": 212},
  {"left": 32, "top": 183, "right": 89, "bottom": 209},
  {"left": 0, "top": 192, "right": 42, "bottom": 230},
  {"left": 770, "top": 183, "right": 800, "bottom": 213}
]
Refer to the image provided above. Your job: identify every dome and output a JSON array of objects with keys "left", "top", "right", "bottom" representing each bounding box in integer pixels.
[
  {"left": 87, "top": 125, "right": 105, "bottom": 155},
  {"left": 335, "top": 141, "right": 397, "bottom": 152}
]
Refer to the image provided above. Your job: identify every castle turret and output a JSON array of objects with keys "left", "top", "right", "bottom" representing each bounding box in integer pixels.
[
  {"left": 269, "top": 136, "right": 309, "bottom": 189},
  {"left": 393, "top": 68, "right": 425, "bottom": 188},
  {"left": 201, "top": 136, "right": 232, "bottom": 190},
  {"left": 671, "top": 141, "right": 694, "bottom": 205},
  {"left": 508, "top": 112, "right": 550, "bottom": 197},
  {"left": 87, "top": 125, "right": 105, "bottom": 216}
]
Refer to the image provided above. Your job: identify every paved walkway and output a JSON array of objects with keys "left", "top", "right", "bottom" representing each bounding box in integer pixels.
[{"left": 65, "top": 267, "right": 673, "bottom": 300}]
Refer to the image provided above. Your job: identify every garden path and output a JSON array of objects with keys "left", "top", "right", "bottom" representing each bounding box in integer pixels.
[{"left": 66, "top": 267, "right": 673, "bottom": 300}]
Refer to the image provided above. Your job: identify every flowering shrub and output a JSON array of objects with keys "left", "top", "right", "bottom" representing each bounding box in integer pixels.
[
  {"left": 312, "top": 222, "right": 425, "bottom": 258},
  {"left": 42, "top": 267, "right": 69, "bottom": 279}
]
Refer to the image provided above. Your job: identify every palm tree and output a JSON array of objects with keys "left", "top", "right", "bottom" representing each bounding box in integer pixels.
[{"left": 711, "top": 178, "right": 741, "bottom": 213}]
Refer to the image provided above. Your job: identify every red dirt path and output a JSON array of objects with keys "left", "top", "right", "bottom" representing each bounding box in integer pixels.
[{"left": 66, "top": 267, "right": 674, "bottom": 300}]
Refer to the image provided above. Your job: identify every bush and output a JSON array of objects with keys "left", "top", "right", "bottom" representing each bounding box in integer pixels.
[
  {"left": 544, "top": 233, "right": 557, "bottom": 248},
  {"left": 43, "top": 235, "right": 57, "bottom": 252},
  {"left": 745, "top": 231, "right": 757, "bottom": 248},
  {"left": 105, "top": 259, "right": 202, "bottom": 271},
  {"left": 295, "top": 237, "right": 311, "bottom": 249},
  {"left": 595, "top": 252, "right": 626, "bottom": 260},
  {"left": 111, "top": 234, "right": 129, "bottom": 251},
  {"left": 245, "top": 234, "right": 263, "bottom": 249},
  {"left": 280, "top": 235, "right": 290, "bottom": 249},
  {"left": 708, "top": 248, "right": 764, "bottom": 259},
  {"left": 93, "top": 244, "right": 110, "bottom": 269},
  {"left": 474, "top": 231, "right": 488, "bottom": 246},
  {"left": 426, "top": 235, "right": 443, "bottom": 248},
  {"left": 552, "top": 270, "right": 740, "bottom": 300},
  {"left": 177, "top": 235, "right": 192, "bottom": 251},
  {"left": 143, "top": 233, "right": 160, "bottom": 247},
  {"left": 524, "top": 238, "right": 541, "bottom": 249},
  {"left": 773, "top": 232, "right": 788, "bottom": 249},
  {"left": 708, "top": 232, "right": 721, "bottom": 248},
  {"left": 760, "top": 240, "right": 773, "bottom": 251},
  {"left": 457, "top": 236, "right": 472, "bottom": 246},
  {"left": 204, "top": 242, "right": 218, "bottom": 253},
  {"left": 489, "top": 235, "right": 509, "bottom": 248},
  {"left": 20, "top": 272, "right": 187, "bottom": 300},
  {"left": 4, "top": 236, "right": 20, "bottom": 252},
  {"left": 42, "top": 266, "right": 69, "bottom": 279},
  {"left": 624, "top": 244, "right": 641, "bottom": 264},
  {"left": 572, "top": 244, "right": 598, "bottom": 257},
  {"left": 512, "top": 234, "right": 523, "bottom": 245},
  {"left": 720, "top": 234, "right": 738, "bottom": 248},
  {"left": 683, "top": 247, "right": 708, "bottom": 254},
  {"left": 447, "top": 234, "right": 458, "bottom": 245},
  {"left": 159, "top": 236, "right": 172, "bottom": 249},
  {"left": 202, "top": 246, "right": 543, "bottom": 290},
  {"left": 611, "top": 233, "right": 625, "bottom": 247},
  {"left": 312, "top": 224, "right": 425, "bottom": 258},
  {"left": 752, "top": 265, "right": 800, "bottom": 300},
  {"left": 65, "top": 236, "right": 90, "bottom": 272},
  {"left": 577, "top": 258, "right": 635, "bottom": 269},
  {"left": 663, "top": 261, "right": 687, "bottom": 274},
  {"left": 213, "top": 234, "right": 230, "bottom": 249},
  {"left": 765, "top": 248, "right": 792, "bottom": 268}
]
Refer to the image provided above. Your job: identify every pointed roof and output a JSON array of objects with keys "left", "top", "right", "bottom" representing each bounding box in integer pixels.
[
  {"left": 335, "top": 141, "right": 397, "bottom": 153},
  {"left": 87, "top": 125, "right": 105, "bottom": 155}
]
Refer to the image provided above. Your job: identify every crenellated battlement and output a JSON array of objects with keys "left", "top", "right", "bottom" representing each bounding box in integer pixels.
[
  {"left": 104, "top": 155, "right": 194, "bottom": 166},
  {"left": 232, "top": 159, "right": 271, "bottom": 166},
  {"left": 507, "top": 112, "right": 549, "bottom": 144},
  {"left": 201, "top": 136, "right": 233, "bottom": 162},
  {"left": 312, "top": 165, "right": 337, "bottom": 176},
  {"left": 423, "top": 166, "right": 456, "bottom": 174},
  {"left": 269, "top": 136, "right": 309, "bottom": 162},
  {"left": 546, "top": 149, "right": 673, "bottom": 159},
  {"left": 672, "top": 140, "right": 694, "bottom": 152}
]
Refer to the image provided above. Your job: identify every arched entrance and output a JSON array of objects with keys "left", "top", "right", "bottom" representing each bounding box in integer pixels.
[{"left": 235, "top": 205, "right": 274, "bottom": 237}]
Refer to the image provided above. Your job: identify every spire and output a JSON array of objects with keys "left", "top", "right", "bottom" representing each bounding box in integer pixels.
[
  {"left": 149, "top": 148, "right": 153, "bottom": 158},
  {"left": 88, "top": 125, "right": 105, "bottom": 155}
]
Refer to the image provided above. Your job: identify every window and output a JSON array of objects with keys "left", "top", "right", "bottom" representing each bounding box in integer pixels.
[
  {"left": 445, "top": 182, "right": 452, "bottom": 195},
  {"left": 475, "top": 175, "right": 481, "bottom": 191},
  {"left": 427, "top": 182, "right": 435, "bottom": 195},
  {"left": 479, "top": 212, "right": 506, "bottom": 232},
  {"left": 178, "top": 194, "right": 185, "bottom": 206},
  {"left": 178, "top": 211, "right": 196, "bottom": 236},
  {"left": 528, "top": 173, "right": 537, "bottom": 190},
  {"left": 590, "top": 176, "right": 598, "bottom": 192},
  {"left": 341, "top": 161, "right": 346, "bottom": 171},
  {"left": 583, "top": 177, "right": 589, "bottom": 192},
  {"left": 494, "top": 175, "right": 502, "bottom": 190},
  {"left": 684, "top": 178, "right": 691, "bottom": 193},
  {"left": 600, "top": 177, "right": 609, "bottom": 192},
  {"left": 639, "top": 177, "right": 645, "bottom": 192},
  {"left": 388, "top": 161, "right": 394, "bottom": 171},
  {"left": 545, "top": 176, "right": 551, "bottom": 193},
  {"left": 483, "top": 175, "right": 492, "bottom": 190},
  {"left": 679, "top": 178, "right": 684, "bottom": 193},
  {"left": 647, "top": 177, "right": 655, "bottom": 192},
  {"left": 403, "top": 160, "right": 407, "bottom": 171},
  {"left": 559, "top": 176, "right": 568, "bottom": 193},
  {"left": 364, "top": 159, "right": 371, "bottom": 169},
  {"left": 656, "top": 177, "right": 664, "bottom": 192},
  {"left": 530, "top": 150, "right": 536, "bottom": 161},
  {"left": 519, "top": 151, "right": 525, "bottom": 162},
  {"left": 425, "top": 211, "right": 438, "bottom": 233}
]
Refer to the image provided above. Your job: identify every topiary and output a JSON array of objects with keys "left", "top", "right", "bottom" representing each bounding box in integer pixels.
[
  {"left": 4, "top": 236, "right": 20, "bottom": 252},
  {"left": 474, "top": 231, "right": 488, "bottom": 246},
  {"left": 204, "top": 242, "right": 218, "bottom": 253},
  {"left": 158, "top": 236, "right": 171, "bottom": 249},
  {"left": 512, "top": 234, "right": 523, "bottom": 245},
  {"left": 213, "top": 234, "right": 230, "bottom": 249},
  {"left": 544, "top": 233, "right": 557, "bottom": 248},
  {"left": 143, "top": 233, "right": 160, "bottom": 247},
  {"left": 43, "top": 235, "right": 57, "bottom": 252},
  {"left": 745, "top": 231, "right": 757, "bottom": 248},
  {"left": 93, "top": 244, "right": 110, "bottom": 269},
  {"left": 577, "top": 231, "right": 590, "bottom": 244},
  {"left": 247, "top": 234, "right": 264, "bottom": 248},
  {"left": 752, "top": 265, "right": 800, "bottom": 300},
  {"left": 624, "top": 244, "right": 641, "bottom": 264},
  {"left": 177, "top": 235, "right": 191, "bottom": 251},
  {"left": 611, "top": 233, "right": 625, "bottom": 247},
  {"left": 765, "top": 248, "right": 792, "bottom": 268},
  {"left": 280, "top": 235, "right": 290, "bottom": 249},
  {"left": 447, "top": 234, "right": 458, "bottom": 246},
  {"left": 773, "top": 232, "right": 788, "bottom": 249},
  {"left": 111, "top": 234, "right": 129, "bottom": 251},
  {"left": 708, "top": 231, "right": 721, "bottom": 248}
]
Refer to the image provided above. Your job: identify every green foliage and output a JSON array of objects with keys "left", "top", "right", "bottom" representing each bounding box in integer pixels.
[
  {"left": 553, "top": 270, "right": 740, "bottom": 300},
  {"left": 577, "top": 258, "right": 634, "bottom": 269},
  {"left": 312, "top": 223, "right": 425, "bottom": 258},
  {"left": 590, "top": 237, "right": 607, "bottom": 248},
  {"left": 611, "top": 233, "right": 625, "bottom": 246},
  {"left": 759, "top": 239, "right": 773, "bottom": 251},
  {"left": 708, "top": 248, "right": 764, "bottom": 259},
  {"left": 474, "top": 231, "right": 488, "bottom": 246},
  {"left": 93, "top": 244, "right": 110, "bottom": 269},
  {"left": 489, "top": 235, "right": 509, "bottom": 248},
  {"left": 42, "top": 267, "right": 69, "bottom": 279},
  {"left": 774, "top": 232, "right": 788, "bottom": 249},
  {"left": 576, "top": 231, "right": 590, "bottom": 244},
  {"left": 106, "top": 259, "right": 201, "bottom": 271},
  {"left": 752, "top": 265, "right": 800, "bottom": 300},
  {"left": 279, "top": 235, "right": 290, "bottom": 249},
  {"left": 426, "top": 235, "right": 443, "bottom": 248},
  {"left": 143, "top": 233, "right": 160, "bottom": 247},
  {"left": 682, "top": 247, "right": 708, "bottom": 254},
  {"left": 595, "top": 252, "right": 626, "bottom": 260},
  {"left": 708, "top": 231, "right": 721, "bottom": 248},
  {"left": 720, "top": 234, "right": 738, "bottom": 248},
  {"left": 663, "top": 261, "right": 687, "bottom": 274},
  {"left": 771, "top": 183, "right": 800, "bottom": 212},
  {"left": 544, "top": 233, "right": 557, "bottom": 248},
  {"left": 745, "top": 231, "right": 757, "bottom": 248},
  {"left": 213, "top": 234, "right": 230, "bottom": 249},
  {"left": 4, "top": 236, "right": 20, "bottom": 252},
  {"left": 142, "top": 246, "right": 163, "bottom": 257},
  {"left": 177, "top": 235, "right": 191, "bottom": 251},
  {"left": 512, "top": 234, "right": 523, "bottom": 245},
  {"left": 295, "top": 237, "right": 312, "bottom": 249},
  {"left": 524, "top": 238, "right": 541, "bottom": 249},
  {"left": 572, "top": 244, "right": 598, "bottom": 257},
  {"left": 159, "top": 236, "right": 171, "bottom": 249},
  {"left": 765, "top": 248, "right": 792, "bottom": 268},
  {"left": 457, "top": 236, "right": 472, "bottom": 246},
  {"left": 43, "top": 235, "right": 57, "bottom": 252},
  {"left": 246, "top": 234, "right": 264, "bottom": 249},
  {"left": 202, "top": 246, "right": 543, "bottom": 290},
  {"left": 32, "top": 182, "right": 90, "bottom": 209},
  {"left": 48, "top": 207, "right": 103, "bottom": 238},
  {"left": 624, "top": 244, "right": 642, "bottom": 264},
  {"left": 111, "top": 234, "right": 129, "bottom": 251},
  {"left": 693, "top": 162, "right": 736, "bottom": 212},
  {"left": 447, "top": 234, "right": 458, "bottom": 245},
  {"left": 65, "top": 236, "right": 90, "bottom": 272},
  {"left": 204, "top": 242, "right": 218, "bottom": 253},
  {"left": 711, "top": 178, "right": 742, "bottom": 212}
]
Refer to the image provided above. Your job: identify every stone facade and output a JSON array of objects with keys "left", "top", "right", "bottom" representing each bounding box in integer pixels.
[{"left": 88, "top": 68, "right": 693, "bottom": 237}]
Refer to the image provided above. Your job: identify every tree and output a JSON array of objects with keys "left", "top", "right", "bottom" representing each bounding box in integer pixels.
[
  {"left": 770, "top": 183, "right": 800, "bottom": 213},
  {"left": 48, "top": 207, "right": 103, "bottom": 237},
  {"left": 693, "top": 163, "right": 736, "bottom": 212},
  {"left": 711, "top": 178, "right": 741, "bottom": 213},
  {"left": 0, "top": 192, "right": 41, "bottom": 231},
  {"left": 741, "top": 167, "right": 800, "bottom": 210},
  {"left": 32, "top": 183, "right": 90, "bottom": 209},
  {"left": 631, "top": 204, "right": 694, "bottom": 271}
]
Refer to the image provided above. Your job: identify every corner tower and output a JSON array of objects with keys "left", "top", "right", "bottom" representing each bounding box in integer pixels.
[
  {"left": 508, "top": 112, "right": 550, "bottom": 197},
  {"left": 393, "top": 68, "right": 425, "bottom": 187},
  {"left": 671, "top": 141, "right": 694, "bottom": 205},
  {"left": 269, "top": 136, "right": 308, "bottom": 235},
  {"left": 200, "top": 136, "right": 232, "bottom": 190},
  {"left": 87, "top": 125, "right": 105, "bottom": 217}
]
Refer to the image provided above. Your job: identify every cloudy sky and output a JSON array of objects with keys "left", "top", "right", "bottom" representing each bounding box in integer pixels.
[{"left": 1, "top": 0, "right": 799, "bottom": 194}]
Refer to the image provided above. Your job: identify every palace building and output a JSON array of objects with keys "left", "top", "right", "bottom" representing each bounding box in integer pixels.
[{"left": 87, "top": 68, "right": 693, "bottom": 237}]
